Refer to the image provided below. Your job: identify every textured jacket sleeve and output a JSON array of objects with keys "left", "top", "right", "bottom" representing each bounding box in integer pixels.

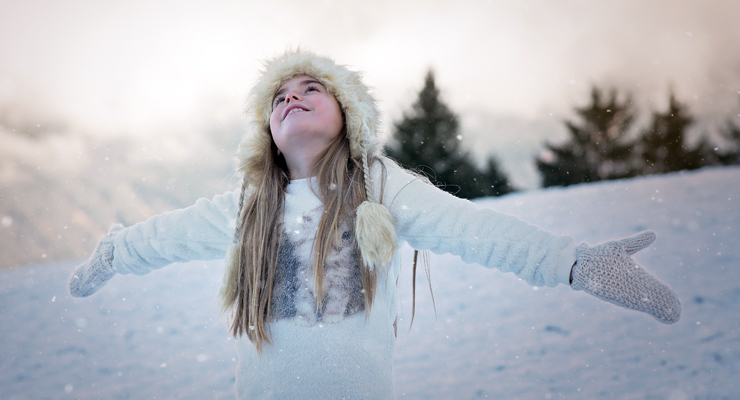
[
  {"left": 377, "top": 160, "right": 576, "bottom": 287},
  {"left": 112, "top": 190, "right": 240, "bottom": 275}
]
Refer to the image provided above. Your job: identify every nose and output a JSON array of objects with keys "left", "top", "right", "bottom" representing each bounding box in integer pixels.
[{"left": 284, "top": 91, "right": 302, "bottom": 105}]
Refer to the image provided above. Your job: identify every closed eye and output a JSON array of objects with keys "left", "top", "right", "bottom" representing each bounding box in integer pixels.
[
  {"left": 273, "top": 95, "right": 285, "bottom": 108},
  {"left": 272, "top": 79, "right": 325, "bottom": 109}
]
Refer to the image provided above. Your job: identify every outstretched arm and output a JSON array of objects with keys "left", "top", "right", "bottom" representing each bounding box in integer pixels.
[
  {"left": 376, "top": 159, "right": 681, "bottom": 323},
  {"left": 112, "top": 190, "right": 239, "bottom": 275},
  {"left": 68, "top": 190, "right": 239, "bottom": 297},
  {"left": 377, "top": 160, "right": 575, "bottom": 288}
]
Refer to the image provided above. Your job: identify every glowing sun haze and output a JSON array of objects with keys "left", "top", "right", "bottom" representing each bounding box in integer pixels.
[{"left": 2, "top": 0, "right": 740, "bottom": 180}]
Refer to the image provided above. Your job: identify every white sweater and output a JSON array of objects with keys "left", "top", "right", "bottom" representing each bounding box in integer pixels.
[{"left": 111, "top": 160, "right": 576, "bottom": 399}]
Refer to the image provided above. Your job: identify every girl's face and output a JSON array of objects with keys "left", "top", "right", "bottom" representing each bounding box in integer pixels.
[{"left": 270, "top": 75, "right": 344, "bottom": 177}]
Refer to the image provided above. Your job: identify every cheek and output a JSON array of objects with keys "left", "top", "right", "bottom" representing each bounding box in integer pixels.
[
  {"left": 327, "top": 100, "right": 344, "bottom": 136},
  {"left": 269, "top": 109, "right": 279, "bottom": 132},
  {"left": 269, "top": 111, "right": 285, "bottom": 147},
  {"left": 269, "top": 107, "right": 283, "bottom": 132}
]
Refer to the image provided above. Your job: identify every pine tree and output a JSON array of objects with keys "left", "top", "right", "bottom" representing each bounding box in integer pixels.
[
  {"left": 480, "top": 156, "right": 515, "bottom": 196},
  {"left": 718, "top": 123, "right": 740, "bottom": 165},
  {"left": 637, "top": 93, "right": 711, "bottom": 174},
  {"left": 385, "top": 70, "right": 514, "bottom": 198},
  {"left": 716, "top": 100, "right": 740, "bottom": 165},
  {"left": 535, "top": 87, "right": 637, "bottom": 187}
]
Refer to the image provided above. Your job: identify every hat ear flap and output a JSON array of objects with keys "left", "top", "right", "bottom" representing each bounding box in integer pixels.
[
  {"left": 355, "top": 201, "right": 397, "bottom": 272},
  {"left": 238, "top": 122, "right": 274, "bottom": 186},
  {"left": 355, "top": 149, "right": 397, "bottom": 272}
]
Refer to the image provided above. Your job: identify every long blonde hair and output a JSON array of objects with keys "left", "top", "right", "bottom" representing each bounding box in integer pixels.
[{"left": 223, "top": 126, "right": 385, "bottom": 353}]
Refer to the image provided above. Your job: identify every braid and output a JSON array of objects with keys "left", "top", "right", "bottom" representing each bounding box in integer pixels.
[
  {"left": 361, "top": 147, "right": 373, "bottom": 203},
  {"left": 234, "top": 177, "right": 249, "bottom": 243}
]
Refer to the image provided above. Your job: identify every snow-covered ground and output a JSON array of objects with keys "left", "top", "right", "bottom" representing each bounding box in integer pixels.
[{"left": 1, "top": 167, "right": 738, "bottom": 399}]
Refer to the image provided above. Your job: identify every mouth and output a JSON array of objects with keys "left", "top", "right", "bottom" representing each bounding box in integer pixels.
[{"left": 282, "top": 105, "right": 310, "bottom": 120}]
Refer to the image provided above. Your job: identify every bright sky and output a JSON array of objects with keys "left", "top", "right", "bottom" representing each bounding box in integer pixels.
[{"left": 2, "top": 0, "right": 740, "bottom": 186}]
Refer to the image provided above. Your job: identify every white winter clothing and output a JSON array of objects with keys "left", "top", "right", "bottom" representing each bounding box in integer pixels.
[{"left": 111, "top": 159, "right": 576, "bottom": 399}]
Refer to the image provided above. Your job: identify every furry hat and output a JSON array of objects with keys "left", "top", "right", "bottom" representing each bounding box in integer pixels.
[
  {"left": 238, "top": 50, "right": 383, "bottom": 182},
  {"left": 227, "top": 49, "right": 397, "bottom": 279}
]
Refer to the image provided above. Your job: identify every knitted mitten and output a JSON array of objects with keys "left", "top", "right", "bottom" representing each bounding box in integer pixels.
[
  {"left": 571, "top": 231, "right": 681, "bottom": 324},
  {"left": 68, "top": 224, "right": 123, "bottom": 298}
]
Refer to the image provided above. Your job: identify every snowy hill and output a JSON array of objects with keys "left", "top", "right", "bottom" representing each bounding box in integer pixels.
[{"left": 1, "top": 167, "right": 738, "bottom": 399}]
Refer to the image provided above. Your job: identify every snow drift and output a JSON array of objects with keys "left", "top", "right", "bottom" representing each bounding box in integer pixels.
[{"left": 1, "top": 166, "right": 738, "bottom": 399}]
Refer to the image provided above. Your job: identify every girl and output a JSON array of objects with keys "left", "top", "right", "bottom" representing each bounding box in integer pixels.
[{"left": 69, "top": 50, "right": 681, "bottom": 399}]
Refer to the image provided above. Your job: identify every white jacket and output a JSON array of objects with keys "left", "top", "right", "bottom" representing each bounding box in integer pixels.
[{"left": 111, "top": 159, "right": 576, "bottom": 399}]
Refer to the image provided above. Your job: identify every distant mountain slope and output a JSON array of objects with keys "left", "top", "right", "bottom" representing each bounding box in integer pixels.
[{"left": 0, "top": 129, "right": 238, "bottom": 269}]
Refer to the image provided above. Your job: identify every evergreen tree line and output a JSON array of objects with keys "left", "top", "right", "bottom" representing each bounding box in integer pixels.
[
  {"left": 536, "top": 87, "right": 740, "bottom": 187},
  {"left": 385, "top": 70, "right": 740, "bottom": 198},
  {"left": 385, "top": 71, "right": 515, "bottom": 199}
]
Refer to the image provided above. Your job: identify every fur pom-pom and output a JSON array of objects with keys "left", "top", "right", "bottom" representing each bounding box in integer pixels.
[
  {"left": 219, "top": 244, "right": 241, "bottom": 313},
  {"left": 355, "top": 201, "right": 397, "bottom": 273}
]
